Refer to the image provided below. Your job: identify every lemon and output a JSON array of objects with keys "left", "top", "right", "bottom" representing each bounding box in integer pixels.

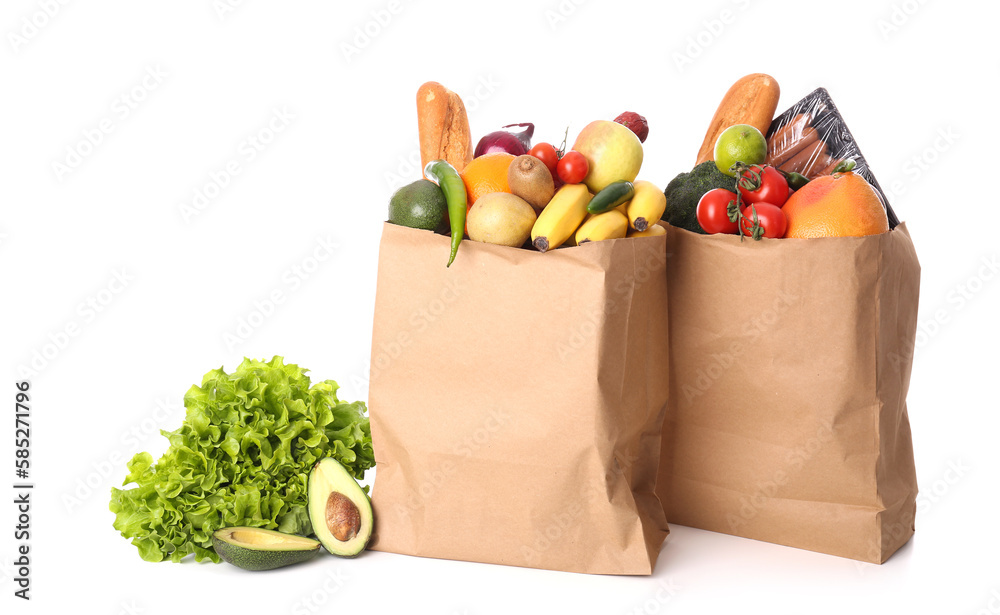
[{"left": 714, "top": 124, "right": 767, "bottom": 177}]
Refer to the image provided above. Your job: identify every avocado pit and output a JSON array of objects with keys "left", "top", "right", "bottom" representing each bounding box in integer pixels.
[{"left": 326, "top": 491, "right": 361, "bottom": 541}]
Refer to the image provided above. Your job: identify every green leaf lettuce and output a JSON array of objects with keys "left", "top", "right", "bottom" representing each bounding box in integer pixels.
[{"left": 110, "top": 356, "right": 374, "bottom": 563}]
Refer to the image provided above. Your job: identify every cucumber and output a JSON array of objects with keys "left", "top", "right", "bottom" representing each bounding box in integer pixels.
[{"left": 586, "top": 180, "right": 634, "bottom": 214}]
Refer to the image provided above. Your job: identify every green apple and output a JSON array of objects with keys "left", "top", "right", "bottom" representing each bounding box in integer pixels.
[{"left": 572, "top": 120, "right": 644, "bottom": 193}]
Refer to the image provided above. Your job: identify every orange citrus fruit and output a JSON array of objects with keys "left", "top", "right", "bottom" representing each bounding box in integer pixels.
[
  {"left": 460, "top": 152, "right": 515, "bottom": 206},
  {"left": 782, "top": 172, "right": 889, "bottom": 238}
]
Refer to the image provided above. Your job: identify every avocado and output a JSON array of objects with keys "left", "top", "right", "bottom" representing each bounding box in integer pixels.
[
  {"left": 388, "top": 179, "right": 448, "bottom": 231},
  {"left": 211, "top": 527, "right": 321, "bottom": 571},
  {"left": 307, "top": 458, "right": 373, "bottom": 557}
]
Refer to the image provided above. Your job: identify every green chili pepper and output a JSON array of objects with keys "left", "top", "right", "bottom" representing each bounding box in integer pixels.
[
  {"left": 832, "top": 158, "right": 857, "bottom": 174},
  {"left": 424, "top": 160, "right": 467, "bottom": 267},
  {"left": 782, "top": 171, "right": 810, "bottom": 191}
]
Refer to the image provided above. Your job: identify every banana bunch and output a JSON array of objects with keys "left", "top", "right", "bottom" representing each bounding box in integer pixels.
[{"left": 531, "top": 180, "right": 667, "bottom": 252}]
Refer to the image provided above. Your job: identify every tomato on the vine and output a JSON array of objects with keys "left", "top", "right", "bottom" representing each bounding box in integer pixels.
[
  {"left": 738, "top": 165, "right": 789, "bottom": 207},
  {"left": 528, "top": 142, "right": 559, "bottom": 176},
  {"left": 739, "top": 202, "right": 787, "bottom": 239},
  {"left": 557, "top": 150, "right": 588, "bottom": 184},
  {"left": 696, "top": 188, "right": 739, "bottom": 234}
]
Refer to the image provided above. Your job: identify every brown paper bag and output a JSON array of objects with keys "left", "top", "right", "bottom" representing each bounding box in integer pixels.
[
  {"left": 367, "top": 222, "right": 669, "bottom": 575},
  {"left": 657, "top": 223, "right": 920, "bottom": 564}
]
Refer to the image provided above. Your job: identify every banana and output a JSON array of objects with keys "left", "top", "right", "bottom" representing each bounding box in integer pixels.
[
  {"left": 575, "top": 209, "right": 628, "bottom": 244},
  {"left": 565, "top": 209, "right": 603, "bottom": 247},
  {"left": 531, "top": 183, "right": 592, "bottom": 252},
  {"left": 626, "top": 180, "right": 666, "bottom": 232},
  {"left": 627, "top": 223, "right": 666, "bottom": 238}
]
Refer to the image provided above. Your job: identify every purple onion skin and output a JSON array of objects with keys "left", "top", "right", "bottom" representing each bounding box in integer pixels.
[
  {"left": 474, "top": 132, "right": 526, "bottom": 158},
  {"left": 503, "top": 122, "right": 534, "bottom": 148},
  {"left": 473, "top": 123, "right": 534, "bottom": 158}
]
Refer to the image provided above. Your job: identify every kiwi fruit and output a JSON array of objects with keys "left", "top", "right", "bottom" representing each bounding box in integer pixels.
[{"left": 507, "top": 155, "right": 555, "bottom": 212}]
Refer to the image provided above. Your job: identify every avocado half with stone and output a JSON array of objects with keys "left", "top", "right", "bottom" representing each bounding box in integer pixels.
[
  {"left": 307, "top": 458, "right": 373, "bottom": 557},
  {"left": 212, "top": 527, "right": 321, "bottom": 571}
]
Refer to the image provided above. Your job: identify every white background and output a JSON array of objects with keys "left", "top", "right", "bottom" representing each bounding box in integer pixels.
[{"left": 2, "top": 0, "right": 998, "bottom": 613}]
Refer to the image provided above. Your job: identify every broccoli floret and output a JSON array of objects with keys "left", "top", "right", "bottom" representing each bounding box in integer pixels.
[{"left": 661, "top": 161, "right": 737, "bottom": 234}]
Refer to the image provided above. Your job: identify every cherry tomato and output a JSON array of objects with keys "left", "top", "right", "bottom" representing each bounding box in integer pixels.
[
  {"left": 528, "top": 143, "right": 559, "bottom": 176},
  {"left": 696, "top": 188, "right": 739, "bottom": 234},
  {"left": 557, "top": 150, "right": 588, "bottom": 184},
  {"left": 739, "top": 202, "right": 787, "bottom": 239},
  {"left": 738, "top": 165, "right": 789, "bottom": 207}
]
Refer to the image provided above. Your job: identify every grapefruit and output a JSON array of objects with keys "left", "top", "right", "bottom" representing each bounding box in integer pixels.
[{"left": 782, "top": 172, "right": 889, "bottom": 238}]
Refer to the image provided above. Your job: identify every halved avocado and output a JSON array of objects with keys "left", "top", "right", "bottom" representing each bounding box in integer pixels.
[
  {"left": 307, "top": 458, "right": 373, "bottom": 557},
  {"left": 212, "top": 527, "right": 321, "bottom": 571}
]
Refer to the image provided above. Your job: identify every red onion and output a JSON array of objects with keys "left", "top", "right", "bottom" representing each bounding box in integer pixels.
[{"left": 474, "top": 123, "right": 534, "bottom": 158}]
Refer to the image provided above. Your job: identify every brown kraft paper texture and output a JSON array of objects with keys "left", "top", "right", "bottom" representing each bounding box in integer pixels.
[
  {"left": 657, "top": 222, "right": 920, "bottom": 563},
  {"left": 368, "top": 222, "right": 670, "bottom": 575}
]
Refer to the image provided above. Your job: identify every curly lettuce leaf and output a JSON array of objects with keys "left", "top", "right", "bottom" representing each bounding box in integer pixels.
[{"left": 110, "top": 356, "right": 374, "bottom": 563}]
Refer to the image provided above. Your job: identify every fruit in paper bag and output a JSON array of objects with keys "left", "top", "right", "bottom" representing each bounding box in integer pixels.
[
  {"left": 781, "top": 172, "right": 888, "bottom": 238},
  {"left": 460, "top": 152, "right": 515, "bottom": 206},
  {"left": 613, "top": 111, "right": 649, "bottom": 143},
  {"left": 507, "top": 154, "right": 555, "bottom": 212},
  {"left": 628, "top": 223, "right": 666, "bottom": 238},
  {"left": 571, "top": 120, "right": 643, "bottom": 193},
  {"left": 714, "top": 124, "right": 767, "bottom": 177},
  {"left": 575, "top": 209, "right": 628, "bottom": 244},
  {"left": 625, "top": 180, "right": 666, "bottom": 231},
  {"left": 388, "top": 179, "right": 447, "bottom": 231},
  {"left": 467, "top": 192, "right": 537, "bottom": 247},
  {"left": 739, "top": 202, "right": 787, "bottom": 239},
  {"left": 531, "top": 183, "right": 592, "bottom": 252}
]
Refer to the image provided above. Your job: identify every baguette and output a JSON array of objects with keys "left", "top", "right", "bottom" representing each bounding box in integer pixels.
[
  {"left": 695, "top": 73, "right": 780, "bottom": 165},
  {"left": 417, "top": 81, "right": 473, "bottom": 176}
]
